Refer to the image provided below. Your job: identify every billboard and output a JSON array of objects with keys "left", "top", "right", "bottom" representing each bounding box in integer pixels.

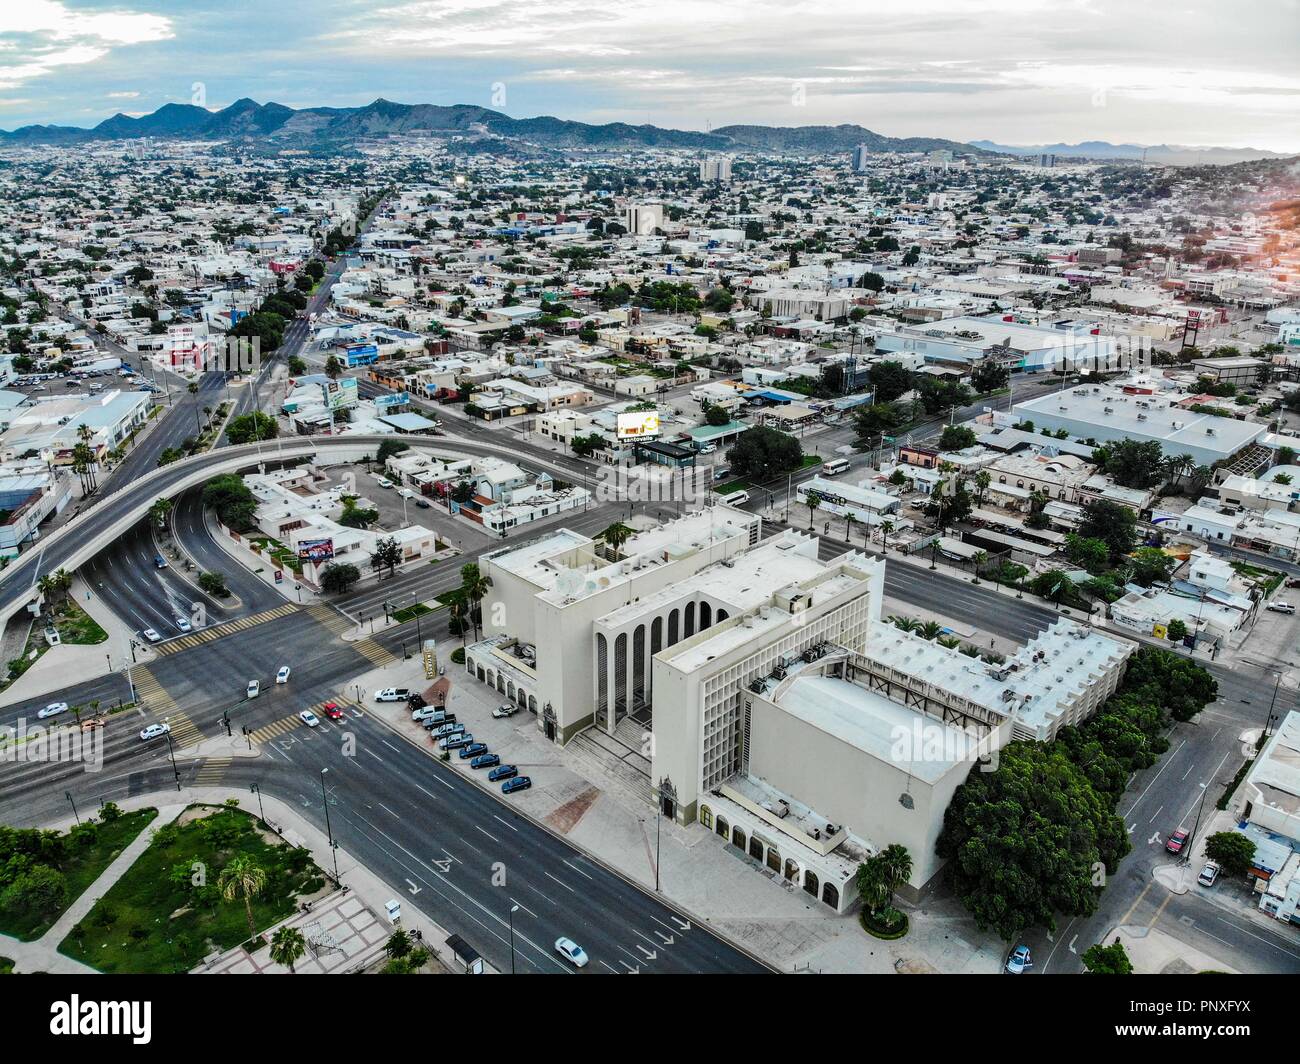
[
  {"left": 321, "top": 377, "right": 358, "bottom": 411},
  {"left": 297, "top": 538, "right": 335, "bottom": 563},
  {"left": 617, "top": 410, "right": 660, "bottom": 440}
]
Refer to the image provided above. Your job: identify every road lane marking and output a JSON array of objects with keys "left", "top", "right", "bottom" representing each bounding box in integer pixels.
[
  {"left": 544, "top": 870, "right": 575, "bottom": 893},
  {"left": 475, "top": 825, "right": 499, "bottom": 844}
]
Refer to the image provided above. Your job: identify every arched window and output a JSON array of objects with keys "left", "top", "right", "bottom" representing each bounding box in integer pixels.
[
  {"left": 784, "top": 858, "right": 799, "bottom": 881},
  {"left": 716, "top": 609, "right": 729, "bottom": 623},
  {"left": 822, "top": 882, "right": 840, "bottom": 909},
  {"left": 748, "top": 835, "right": 763, "bottom": 861},
  {"left": 699, "top": 806, "right": 713, "bottom": 830},
  {"left": 668, "top": 609, "right": 679, "bottom": 645},
  {"left": 766, "top": 848, "right": 781, "bottom": 873},
  {"left": 716, "top": 816, "right": 729, "bottom": 839},
  {"left": 685, "top": 601, "right": 696, "bottom": 637},
  {"left": 803, "top": 870, "right": 820, "bottom": 897},
  {"left": 596, "top": 632, "right": 609, "bottom": 716},
  {"left": 731, "top": 826, "right": 746, "bottom": 850},
  {"left": 699, "top": 601, "right": 713, "bottom": 630}
]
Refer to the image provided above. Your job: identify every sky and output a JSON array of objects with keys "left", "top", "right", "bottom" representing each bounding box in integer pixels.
[{"left": 1, "top": 0, "right": 1298, "bottom": 150}]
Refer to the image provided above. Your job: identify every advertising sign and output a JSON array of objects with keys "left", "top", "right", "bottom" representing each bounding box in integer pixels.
[
  {"left": 297, "top": 538, "right": 335, "bottom": 563},
  {"left": 617, "top": 410, "right": 660, "bottom": 440},
  {"left": 321, "top": 377, "right": 359, "bottom": 411}
]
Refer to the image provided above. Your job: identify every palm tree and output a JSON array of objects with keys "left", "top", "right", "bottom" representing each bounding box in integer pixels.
[
  {"left": 218, "top": 856, "right": 268, "bottom": 944},
  {"left": 1190, "top": 464, "right": 1213, "bottom": 494},
  {"left": 269, "top": 925, "right": 307, "bottom": 973},
  {"left": 447, "top": 590, "right": 470, "bottom": 651},
  {"left": 596, "top": 521, "right": 634, "bottom": 560},
  {"left": 324, "top": 355, "right": 343, "bottom": 379},
  {"left": 888, "top": 615, "right": 920, "bottom": 633},
  {"left": 879, "top": 518, "right": 894, "bottom": 553},
  {"left": 148, "top": 497, "right": 172, "bottom": 530},
  {"left": 919, "top": 620, "right": 944, "bottom": 640},
  {"left": 806, "top": 491, "right": 820, "bottom": 531},
  {"left": 877, "top": 844, "right": 913, "bottom": 910},
  {"left": 937, "top": 635, "right": 962, "bottom": 649},
  {"left": 970, "top": 550, "right": 988, "bottom": 584},
  {"left": 459, "top": 562, "right": 492, "bottom": 641},
  {"left": 844, "top": 511, "right": 858, "bottom": 543},
  {"left": 973, "top": 469, "right": 991, "bottom": 505}
]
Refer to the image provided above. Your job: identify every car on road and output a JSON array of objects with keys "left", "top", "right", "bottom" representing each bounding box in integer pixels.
[
  {"left": 139, "top": 722, "right": 171, "bottom": 742},
  {"left": 142, "top": 627, "right": 161, "bottom": 643},
  {"left": 153, "top": 554, "right": 168, "bottom": 568},
  {"left": 321, "top": 702, "right": 345, "bottom": 721},
  {"left": 375, "top": 477, "right": 395, "bottom": 489},
  {"left": 1198, "top": 860, "right": 1220, "bottom": 887},
  {"left": 374, "top": 688, "right": 411, "bottom": 702},
  {"left": 38, "top": 701, "right": 69, "bottom": 719},
  {"left": 471, "top": 752, "right": 500, "bottom": 770},
  {"left": 501, "top": 775, "right": 532, "bottom": 795},
  {"left": 459, "top": 741, "right": 489, "bottom": 759},
  {"left": 1004, "top": 945, "right": 1032, "bottom": 974},
  {"left": 276, "top": 666, "right": 291, "bottom": 684},
  {"left": 299, "top": 709, "right": 320, "bottom": 728},
  {"left": 724, "top": 490, "right": 751, "bottom": 506},
  {"left": 415, "top": 498, "right": 431, "bottom": 509},
  {"left": 247, "top": 680, "right": 260, "bottom": 699},
  {"left": 492, "top": 703, "right": 518, "bottom": 719},
  {"left": 441, "top": 732, "right": 472, "bottom": 751},
  {"left": 1165, "top": 829, "right": 1189, "bottom": 854},
  {"left": 554, "top": 937, "right": 588, "bottom": 968},
  {"left": 174, "top": 616, "right": 192, "bottom": 633},
  {"left": 488, "top": 764, "right": 518, "bottom": 782},
  {"left": 1266, "top": 601, "right": 1296, "bottom": 614}
]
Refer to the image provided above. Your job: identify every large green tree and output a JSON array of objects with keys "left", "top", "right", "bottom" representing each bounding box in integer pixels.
[
  {"left": 1078, "top": 499, "right": 1137, "bottom": 560},
  {"left": 936, "top": 741, "right": 1130, "bottom": 939},
  {"left": 726, "top": 425, "right": 803, "bottom": 483}
]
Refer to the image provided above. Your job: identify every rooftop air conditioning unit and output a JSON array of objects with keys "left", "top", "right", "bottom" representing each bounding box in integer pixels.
[
  {"left": 1137, "top": 413, "right": 1147, "bottom": 420},
  {"left": 1103, "top": 406, "right": 1114, "bottom": 414}
]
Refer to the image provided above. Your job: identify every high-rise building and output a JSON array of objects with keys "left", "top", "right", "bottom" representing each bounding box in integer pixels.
[
  {"left": 851, "top": 144, "right": 871, "bottom": 172},
  {"left": 622, "top": 202, "right": 665, "bottom": 236},
  {"left": 699, "top": 155, "right": 733, "bottom": 184}
]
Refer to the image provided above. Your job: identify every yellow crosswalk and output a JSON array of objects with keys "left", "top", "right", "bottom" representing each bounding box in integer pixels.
[
  {"left": 193, "top": 757, "right": 231, "bottom": 786},
  {"left": 307, "top": 604, "right": 396, "bottom": 666},
  {"left": 133, "top": 666, "right": 178, "bottom": 715},
  {"left": 153, "top": 603, "right": 298, "bottom": 655},
  {"left": 164, "top": 711, "right": 203, "bottom": 748},
  {"left": 247, "top": 699, "right": 363, "bottom": 744}
]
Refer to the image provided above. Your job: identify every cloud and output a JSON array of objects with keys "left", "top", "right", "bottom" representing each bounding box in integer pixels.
[{"left": 0, "top": 1, "right": 172, "bottom": 90}]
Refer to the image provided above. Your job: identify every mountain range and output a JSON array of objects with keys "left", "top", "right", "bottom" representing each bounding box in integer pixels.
[
  {"left": 968, "top": 139, "right": 1290, "bottom": 166},
  {"left": 0, "top": 97, "right": 991, "bottom": 157}
]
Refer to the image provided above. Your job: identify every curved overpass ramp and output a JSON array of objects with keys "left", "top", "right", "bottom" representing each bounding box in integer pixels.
[{"left": 0, "top": 433, "right": 589, "bottom": 627}]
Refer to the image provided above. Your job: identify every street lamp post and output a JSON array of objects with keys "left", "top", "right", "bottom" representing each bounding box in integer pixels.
[
  {"left": 320, "top": 767, "right": 340, "bottom": 885},
  {"left": 508, "top": 903, "right": 519, "bottom": 974},
  {"left": 250, "top": 783, "right": 266, "bottom": 826},
  {"left": 65, "top": 790, "right": 79, "bottom": 825},
  {"left": 163, "top": 721, "right": 181, "bottom": 791}
]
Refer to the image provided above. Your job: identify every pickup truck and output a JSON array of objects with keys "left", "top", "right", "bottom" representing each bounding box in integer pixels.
[{"left": 374, "top": 688, "right": 411, "bottom": 703}]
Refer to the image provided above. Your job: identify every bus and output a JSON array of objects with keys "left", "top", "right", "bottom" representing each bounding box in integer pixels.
[{"left": 822, "top": 458, "right": 850, "bottom": 476}]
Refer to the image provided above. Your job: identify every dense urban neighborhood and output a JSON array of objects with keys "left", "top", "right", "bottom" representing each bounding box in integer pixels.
[{"left": 0, "top": 15, "right": 1298, "bottom": 1013}]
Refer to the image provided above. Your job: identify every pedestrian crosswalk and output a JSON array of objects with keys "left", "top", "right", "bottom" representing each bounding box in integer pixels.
[
  {"left": 193, "top": 757, "right": 231, "bottom": 786},
  {"left": 247, "top": 699, "right": 363, "bottom": 745},
  {"left": 133, "top": 666, "right": 178, "bottom": 715},
  {"left": 164, "top": 711, "right": 203, "bottom": 748},
  {"left": 153, "top": 603, "right": 298, "bottom": 655},
  {"left": 307, "top": 604, "right": 396, "bottom": 667}
]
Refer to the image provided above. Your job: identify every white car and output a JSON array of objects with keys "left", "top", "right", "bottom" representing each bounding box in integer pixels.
[
  {"left": 375, "top": 476, "right": 395, "bottom": 489},
  {"left": 276, "top": 666, "right": 291, "bottom": 684},
  {"left": 1005, "top": 945, "right": 1032, "bottom": 974},
  {"left": 492, "top": 703, "right": 519, "bottom": 719},
  {"left": 1198, "top": 860, "right": 1220, "bottom": 887},
  {"left": 299, "top": 709, "right": 320, "bottom": 728},
  {"left": 247, "top": 680, "right": 260, "bottom": 699},
  {"left": 554, "top": 937, "right": 589, "bottom": 968},
  {"left": 142, "top": 628, "right": 161, "bottom": 643},
  {"left": 139, "top": 722, "right": 171, "bottom": 742},
  {"left": 174, "top": 616, "right": 192, "bottom": 633},
  {"left": 38, "top": 701, "right": 69, "bottom": 719}
]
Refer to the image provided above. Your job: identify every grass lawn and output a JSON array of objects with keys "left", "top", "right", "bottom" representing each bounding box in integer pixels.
[
  {"left": 393, "top": 602, "right": 435, "bottom": 623},
  {"left": 0, "top": 807, "right": 158, "bottom": 941},
  {"left": 715, "top": 480, "right": 751, "bottom": 494},
  {"left": 53, "top": 599, "right": 108, "bottom": 645},
  {"left": 60, "top": 804, "right": 325, "bottom": 973}
]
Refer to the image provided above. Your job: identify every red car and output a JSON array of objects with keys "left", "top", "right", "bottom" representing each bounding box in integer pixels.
[
  {"left": 321, "top": 702, "right": 345, "bottom": 721},
  {"left": 1165, "top": 829, "right": 1189, "bottom": 854}
]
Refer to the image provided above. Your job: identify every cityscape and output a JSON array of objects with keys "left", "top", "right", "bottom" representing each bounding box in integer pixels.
[{"left": 0, "top": 0, "right": 1296, "bottom": 1021}]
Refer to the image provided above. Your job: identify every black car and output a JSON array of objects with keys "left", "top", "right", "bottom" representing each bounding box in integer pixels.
[
  {"left": 458, "top": 741, "right": 489, "bottom": 759},
  {"left": 407, "top": 693, "right": 427, "bottom": 710},
  {"left": 488, "top": 764, "right": 518, "bottom": 782}
]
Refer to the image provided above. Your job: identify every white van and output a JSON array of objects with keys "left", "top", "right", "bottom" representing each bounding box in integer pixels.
[
  {"left": 822, "top": 458, "right": 850, "bottom": 476},
  {"left": 724, "top": 490, "right": 751, "bottom": 506},
  {"left": 398, "top": 488, "right": 416, "bottom": 500}
]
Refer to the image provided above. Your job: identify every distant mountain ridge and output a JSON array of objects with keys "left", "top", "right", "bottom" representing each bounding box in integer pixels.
[
  {"left": 0, "top": 97, "right": 991, "bottom": 156},
  {"left": 969, "top": 139, "right": 1289, "bottom": 166}
]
